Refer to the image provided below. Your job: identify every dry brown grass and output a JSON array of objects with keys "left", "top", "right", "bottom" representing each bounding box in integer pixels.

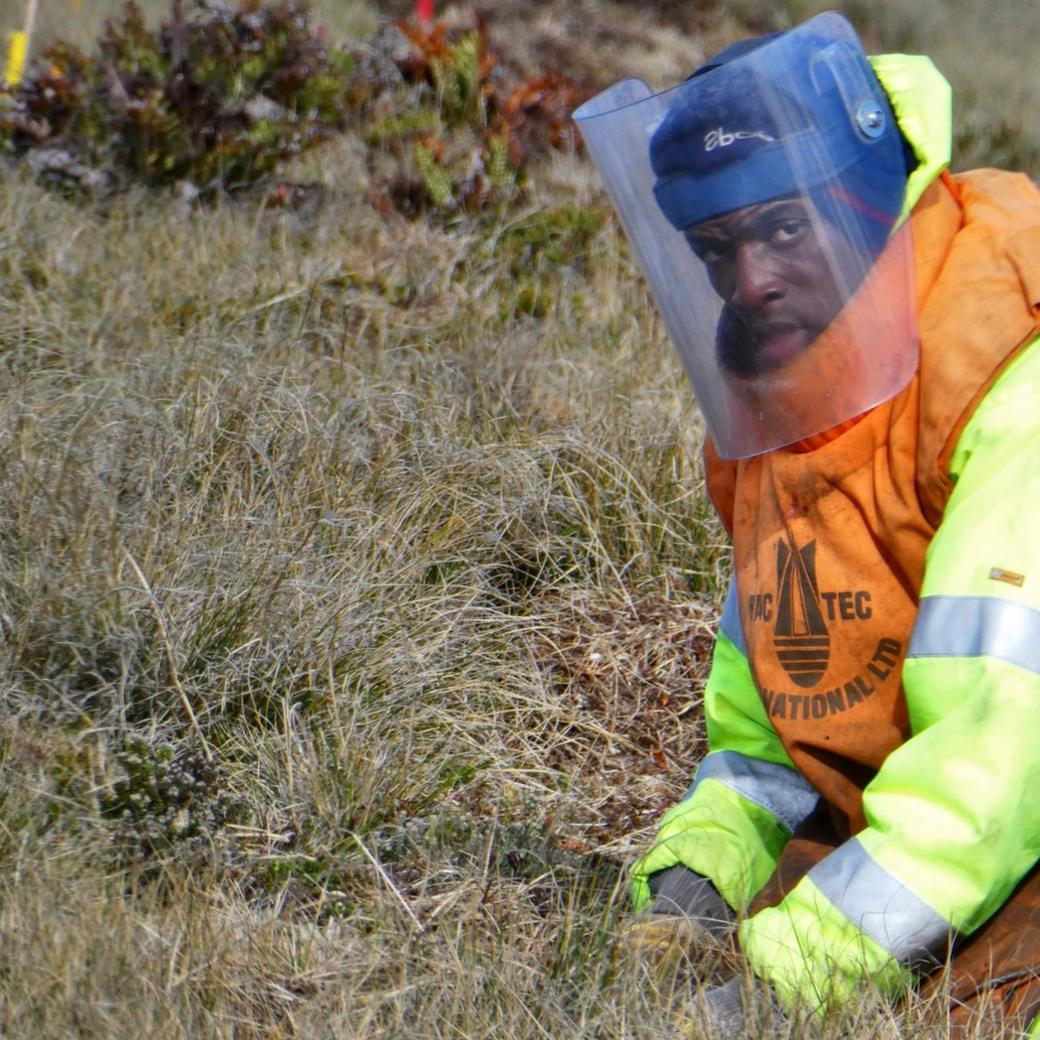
[
  {"left": 0, "top": 138, "right": 728, "bottom": 1040},
  {"left": 0, "top": 2, "right": 1034, "bottom": 1037}
]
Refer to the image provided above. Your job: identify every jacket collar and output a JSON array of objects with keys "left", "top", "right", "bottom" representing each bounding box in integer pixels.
[{"left": 868, "top": 54, "right": 953, "bottom": 219}]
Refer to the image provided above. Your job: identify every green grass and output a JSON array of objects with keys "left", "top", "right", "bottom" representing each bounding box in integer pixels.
[{"left": 0, "top": 1, "right": 1034, "bottom": 1037}]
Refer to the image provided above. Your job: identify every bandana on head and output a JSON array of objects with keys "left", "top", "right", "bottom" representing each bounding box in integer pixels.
[{"left": 649, "top": 26, "right": 910, "bottom": 257}]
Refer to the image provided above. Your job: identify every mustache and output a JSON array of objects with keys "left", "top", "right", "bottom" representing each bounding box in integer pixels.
[
  {"left": 715, "top": 308, "right": 813, "bottom": 378},
  {"left": 715, "top": 307, "right": 761, "bottom": 378}
]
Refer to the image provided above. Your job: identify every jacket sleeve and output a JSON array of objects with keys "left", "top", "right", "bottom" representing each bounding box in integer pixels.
[
  {"left": 742, "top": 338, "right": 1040, "bottom": 1014},
  {"left": 631, "top": 577, "right": 820, "bottom": 913}
]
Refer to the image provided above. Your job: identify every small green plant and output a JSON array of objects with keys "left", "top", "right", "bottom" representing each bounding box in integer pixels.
[
  {"left": 0, "top": 0, "right": 358, "bottom": 195},
  {"left": 101, "top": 738, "right": 244, "bottom": 862},
  {"left": 367, "top": 13, "right": 594, "bottom": 216},
  {"left": 489, "top": 203, "right": 605, "bottom": 318}
]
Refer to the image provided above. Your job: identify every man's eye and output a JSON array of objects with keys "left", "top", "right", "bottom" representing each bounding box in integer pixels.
[
  {"left": 690, "top": 239, "right": 731, "bottom": 263},
  {"left": 770, "top": 220, "right": 807, "bottom": 245}
]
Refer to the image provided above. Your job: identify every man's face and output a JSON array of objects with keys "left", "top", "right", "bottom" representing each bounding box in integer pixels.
[{"left": 685, "top": 197, "right": 869, "bottom": 378}]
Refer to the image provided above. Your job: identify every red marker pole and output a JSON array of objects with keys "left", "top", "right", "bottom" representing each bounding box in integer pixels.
[{"left": 417, "top": 0, "right": 433, "bottom": 24}]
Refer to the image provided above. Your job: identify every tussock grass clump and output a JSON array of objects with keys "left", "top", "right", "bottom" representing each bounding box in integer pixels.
[{"left": 531, "top": 592, "right": 715, "bottom": 850}]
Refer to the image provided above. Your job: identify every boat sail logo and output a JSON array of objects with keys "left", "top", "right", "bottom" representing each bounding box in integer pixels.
[{"left": 774, "top": 537, "right": 830, "bottom": 687}]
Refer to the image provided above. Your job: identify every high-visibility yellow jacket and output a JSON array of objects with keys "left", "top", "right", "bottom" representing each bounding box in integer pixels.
[{"left": 631, "top": 54, "right": 1040, "bottom": 1014}]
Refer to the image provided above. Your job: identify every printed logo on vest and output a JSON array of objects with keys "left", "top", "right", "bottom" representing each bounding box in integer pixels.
[
  {"left": 773, "top": 537, "right": 829, "bottom": 688},
  {"left": 746, "top": 535, "right": 904, "bottom": 720}
]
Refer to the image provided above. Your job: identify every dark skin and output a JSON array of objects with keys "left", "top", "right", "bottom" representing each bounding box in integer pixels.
[{"left": 685, "top": 198, "right": 870, "bottom": 378}]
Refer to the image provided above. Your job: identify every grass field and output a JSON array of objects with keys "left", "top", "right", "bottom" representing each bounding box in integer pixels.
[{"left": 0, "top": 1, "right": 1034, "bottom": 1036}]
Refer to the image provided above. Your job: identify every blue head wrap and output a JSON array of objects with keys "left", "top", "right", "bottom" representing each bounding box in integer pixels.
[{"left": 650, "top": 16, "right": 910, "bottom": 257}]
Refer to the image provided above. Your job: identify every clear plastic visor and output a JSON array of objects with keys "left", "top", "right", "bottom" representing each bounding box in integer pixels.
[{"left": 572, "top": 17, "right": 917, "bottom": 459}]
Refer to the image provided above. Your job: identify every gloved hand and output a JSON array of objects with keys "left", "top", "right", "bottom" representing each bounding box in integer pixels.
[
  {"left": 679, "top": 975, "right": 786, "bottom": 1039},
  {"left": 648, "top": 865, "right": 734, "bottom": 930},
  {"left": 621, "top": 867, "right": 738, "bottom": 981},
  {"left": 699, "top": 976, "right": 746, "bottom": 1038},
  {"left": 629, "top": 787, "right": 789, "bottom": 914}
]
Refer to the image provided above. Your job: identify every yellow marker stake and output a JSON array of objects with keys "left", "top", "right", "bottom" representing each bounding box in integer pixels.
[
  {"left": 5, "top": 0, "right": 39, "bottom": 87},
  {"left": 4, "top": 30, "right": 27, "bottom": 86}
]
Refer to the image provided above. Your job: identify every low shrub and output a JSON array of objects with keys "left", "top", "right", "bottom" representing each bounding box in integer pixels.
[
  {"left": 0, "top": 0, "right": 358, "bottom": 195},
  {"left": 363, "top": 12, "right": 595, "bottom": 216}
]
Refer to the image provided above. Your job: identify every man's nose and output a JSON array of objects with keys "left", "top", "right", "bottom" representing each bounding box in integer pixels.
[{"left": 729, "top": 241, "right": 784, "bottom": 312}]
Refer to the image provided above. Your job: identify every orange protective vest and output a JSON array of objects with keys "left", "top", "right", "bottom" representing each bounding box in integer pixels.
[{"left": 706, "top": 169, "right": 1040, "bottom": 835}]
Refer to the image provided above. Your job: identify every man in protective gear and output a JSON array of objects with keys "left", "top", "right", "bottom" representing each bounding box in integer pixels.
[{"left": 574, "top": 11, "right": 1040, "bottom": 1034}]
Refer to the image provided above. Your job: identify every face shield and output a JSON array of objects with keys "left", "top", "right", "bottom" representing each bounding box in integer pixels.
[{"left": 573, "top": 12, "right": 918, "bottom": 460}]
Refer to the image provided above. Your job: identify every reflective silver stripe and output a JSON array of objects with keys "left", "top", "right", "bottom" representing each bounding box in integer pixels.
[
  {"left": 809, "top": 837, "right": 953, "bottom": 968},
  {"left": 908, "top": 595, "right": 1040, "bottom": 675},
  {"left": 685, "top": 750, "right": 819, "bottom": 833},
  {"left": 719, "top": 577, "right": 747, "bottom": 657}
]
